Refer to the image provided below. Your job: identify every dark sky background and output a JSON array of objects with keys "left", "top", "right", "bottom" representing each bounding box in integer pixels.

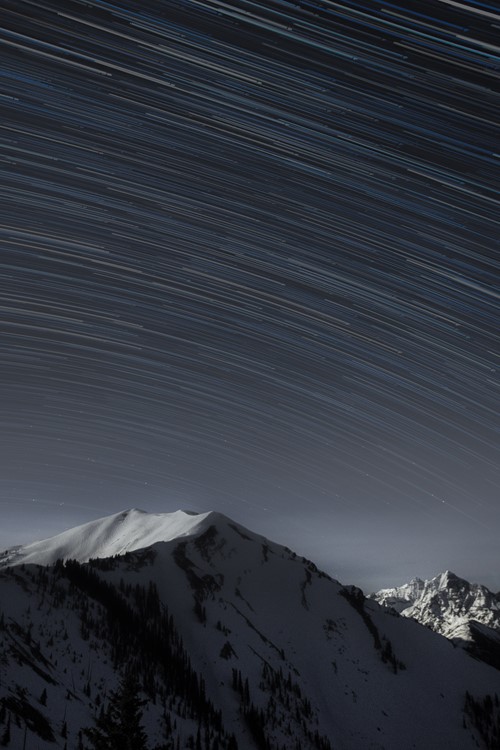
[{"left": 1, "top": 0, "right": 499, "bottom": 593}]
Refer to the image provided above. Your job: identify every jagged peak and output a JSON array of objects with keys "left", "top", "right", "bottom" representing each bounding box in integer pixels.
[
  {"left": 434, "top": 570, "right": 467, "bottom": 590},
  {"left": 439, "top": 570, "right": 459, "bottom": 581},
  {"left": 372, "top": 568, "right": 500, "bottom": 644}
]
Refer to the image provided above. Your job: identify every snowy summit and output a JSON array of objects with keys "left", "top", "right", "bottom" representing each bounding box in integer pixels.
[
  {"left": 1, "top": 509, "right": 499, "bottom": 749},
  {"left": 0, "top": 508, "right": 217, "bottom": 568}
]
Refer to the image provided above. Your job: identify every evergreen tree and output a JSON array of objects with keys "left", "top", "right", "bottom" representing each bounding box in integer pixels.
[
  {"left": 84, "top": 672, "right": 148, "bottom": 750},
  {"left": 0, "top": 713, "right": 10, "bottom": 747}
]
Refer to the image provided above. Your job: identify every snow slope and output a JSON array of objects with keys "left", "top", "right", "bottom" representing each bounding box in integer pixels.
[
  {"left": 1, "top": 510, "right": 499, "bottom": 750},
  {"left": 0, "top": 508, "right": 212, "bottom": 567}
]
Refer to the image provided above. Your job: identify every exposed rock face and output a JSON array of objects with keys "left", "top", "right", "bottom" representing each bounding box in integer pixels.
[
  {"left": 372, "top": 570, "right": 500, "bottom": 640},
  {"left": 372, "top": 570, "right": 500, "bottom": 671}
]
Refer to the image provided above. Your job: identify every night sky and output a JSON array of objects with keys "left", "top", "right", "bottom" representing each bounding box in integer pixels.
[{"left": 1, "top": 0, "right": 499, "bottom": 593}]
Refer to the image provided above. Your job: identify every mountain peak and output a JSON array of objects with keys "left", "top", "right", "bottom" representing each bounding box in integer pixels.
[
  {"left": 1, "top": 511, "right": 499, "bottom": 750},
  {"left": 372, "top": 570, "right": 500, "bottom": 642},
  {"left": 439, "top": 569, "right": 459, "bottom": 580},
  {"left": 0, "top": 508, "right": 219, "bottom": 568},
  {"left": 436, "top": 570, "right": 463, "bottom": 589}
]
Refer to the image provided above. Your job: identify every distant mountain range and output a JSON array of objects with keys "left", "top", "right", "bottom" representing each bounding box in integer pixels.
[
  {"left": 1, "top": 509, "right": 499, "bottom": 750},
  {"left": 371, "top": 571, "right": 500, "bottom": 671},
  {"left": 372, "top": 571, "right": 500, "bottom": 638}
]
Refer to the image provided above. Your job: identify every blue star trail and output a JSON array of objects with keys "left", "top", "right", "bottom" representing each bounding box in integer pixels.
[{"left": 0, "top": 0, "right": 499, "bottom": 590}]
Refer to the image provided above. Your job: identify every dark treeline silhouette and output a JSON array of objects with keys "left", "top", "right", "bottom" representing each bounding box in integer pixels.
[
  {"left": 464, "top": 691, "right": 500, "bottom": 749},
  {"left": 57, "top": 558, "right": 237, "bottom": 748}
]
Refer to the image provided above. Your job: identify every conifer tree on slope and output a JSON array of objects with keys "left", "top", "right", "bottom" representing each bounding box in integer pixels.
[{"left": 85, "top": 672, "right": 148, "bottom": 750}]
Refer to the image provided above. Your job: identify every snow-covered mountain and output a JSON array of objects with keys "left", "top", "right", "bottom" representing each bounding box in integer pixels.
[
  {"left": 1, "top": 510, "right": 499, "bottom": 750},
  {"left": 370, "top": 577, "right": 426, "bottom": 614},
  {"left": 371, "top": 570, "right": 500, "bottom": 673},
  {"left": 372, "top": 570, "right": 500, "bottom": 640},
  {"left": 0, "top": 508, "right": 210, "bottom": 568}
]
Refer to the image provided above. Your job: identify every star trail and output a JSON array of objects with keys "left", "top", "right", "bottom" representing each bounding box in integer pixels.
[{"left": 1, "top": 0, "right": 499, "bottom": 591}]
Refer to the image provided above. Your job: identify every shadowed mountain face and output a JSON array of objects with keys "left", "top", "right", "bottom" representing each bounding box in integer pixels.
[{"left": 1, "top": 510, "right": 499, "bottom": 749}]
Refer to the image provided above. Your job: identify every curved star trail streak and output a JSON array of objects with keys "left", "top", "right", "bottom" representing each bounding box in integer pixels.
[{"left": 0, "top": 0, "right": 499, "bottom": 590}]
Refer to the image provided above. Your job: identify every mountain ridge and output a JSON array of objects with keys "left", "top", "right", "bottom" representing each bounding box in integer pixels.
[
  {"left": 1, "top": 509, "right": 499, "bottom": 749},
  {"left": 0, "top": 508, "right": 238, "bottom": 569},
  {"left": 371, "top": 570, "right": 500, "bottom": 639}
]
